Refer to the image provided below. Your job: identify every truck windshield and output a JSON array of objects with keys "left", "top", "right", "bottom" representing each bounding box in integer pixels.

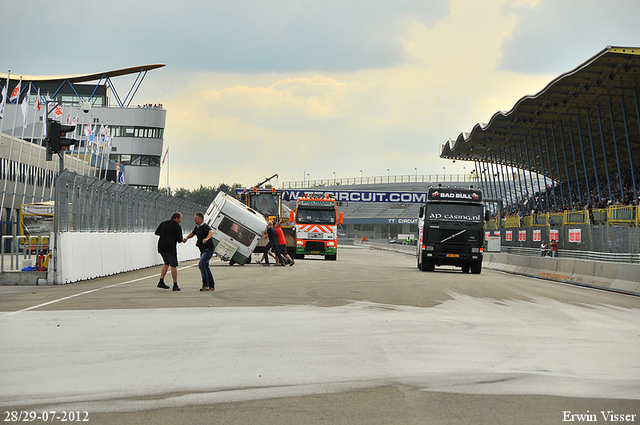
[
  {"left": 426, "top": 204, "right": 482, "bottom": 223},
  {"left": 250, "top": 194, "right": 279, "bottom": 218},
  {"left": 297, "top": 207, "right": 336, "bottom": 224}
]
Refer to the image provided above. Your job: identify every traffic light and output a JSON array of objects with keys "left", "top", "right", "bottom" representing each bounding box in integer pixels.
[{"left": 45, "top": 119, "right": 77, "bottom": 156}]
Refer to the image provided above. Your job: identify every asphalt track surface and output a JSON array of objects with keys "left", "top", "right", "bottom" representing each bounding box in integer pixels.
[{"left": 1, "top": 246, "right": 639, "bottom": 425}]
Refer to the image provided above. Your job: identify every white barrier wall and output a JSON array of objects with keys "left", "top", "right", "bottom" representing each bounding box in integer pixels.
[
  {"left": 484, "top": 253, "right": 640, "bottom": 297},
  {"left": 54, "top": 232, "right": 201, "bottom": 284}
]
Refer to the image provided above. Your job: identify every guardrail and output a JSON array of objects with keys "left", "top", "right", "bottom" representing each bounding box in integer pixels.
[
  {"left": 490, "top": 206, "right": 639, "bottom": 228},
  {"left": 502, "top": 246, "right": 640, "bottom": 264}
]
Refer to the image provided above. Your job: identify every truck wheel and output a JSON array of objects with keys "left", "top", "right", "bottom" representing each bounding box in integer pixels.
[
  {"left": 419, "top": 256, "right": 433, "bottom": 272},
  {"left": 462, "top": 265, "right": 470, "bottom": 274},
  {"left": 325, "top": 254, "right": 337, "bottom": 260},
  {"left": 294, "top": 253, "right": 305, "bottom": 259},
  {"left": 471, "top": 261, "right": 482, "bottom": 274}
]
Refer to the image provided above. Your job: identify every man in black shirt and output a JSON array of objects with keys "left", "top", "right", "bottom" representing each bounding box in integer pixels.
[
  {"left": 184, "top": 212, "right": 216, "bottom": 291},
  {"left": 155, "top": 212, "right": 184, "bottom": 291},
  {"left": 261, "top": 221, "right": 284, "bottom": 266}
]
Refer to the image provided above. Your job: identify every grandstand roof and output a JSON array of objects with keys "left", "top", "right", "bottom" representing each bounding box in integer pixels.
[
  {"left": 0, "top": 64, "right": 165, "bottom": 83},
  {"left": 440, "top": 46, "right": 640, "bottom": 181}
]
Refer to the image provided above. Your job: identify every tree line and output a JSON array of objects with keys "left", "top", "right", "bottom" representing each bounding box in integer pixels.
[{"left": 160, "top": 183, "right": 243, "bottom": 207}]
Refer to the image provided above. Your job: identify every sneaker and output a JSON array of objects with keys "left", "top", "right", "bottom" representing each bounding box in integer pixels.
[
  {"left": 289, "top": 260, "right": 295, "bottom": 266},
  {"left": 157, "top": 281, "right": 170, "bottom": 289},
  {"left": 200, "top": 286, "right": 210, "bottom": 291},
  {"left": 172, "top": 284, "right": 181, "bottom": 291}
]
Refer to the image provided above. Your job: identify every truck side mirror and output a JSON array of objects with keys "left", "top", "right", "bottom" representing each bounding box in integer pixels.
[
  {"left": 338, "top": 212, "right": 344, "bottom": 224},
  {"left": 419, "top": 206, "right": 424, "bottom": 218},
  {"left": 289, "top": 210, "right": 294, "bottom": 223}
]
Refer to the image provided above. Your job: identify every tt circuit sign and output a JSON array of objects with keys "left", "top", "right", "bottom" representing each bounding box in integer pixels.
[{"left": 284, "top": 190, "right": 427, "bottom": 204}]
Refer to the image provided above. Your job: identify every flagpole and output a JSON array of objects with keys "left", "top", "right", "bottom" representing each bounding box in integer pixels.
[
  {"left": 26, "top": 84, "right": 40, "bottom": 204},
  {"left": 81, "top": 114, "right": 91, "bottom": 177},
  {"left": 103, "top": 121, "right": 111, "bottom": 181},
  {"left": 8, "top": 76, "right": 22, "bottom": 219},
  {"left": 0, "top": 70, "right": 11, "bottom": 223},
  {"left": 18, "top": 82, "right": 32, "bottom": 206},
  {"left": 161, "top": 146, "right": 169, "bottom": 195}
]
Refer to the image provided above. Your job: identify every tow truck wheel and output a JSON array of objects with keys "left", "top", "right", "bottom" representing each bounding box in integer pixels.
[
  {"left": 325, "top": 254, "right": 337, "bottom": 261},
  {"left": 462, "top": 265, "right": 470, "bottom": 274}
]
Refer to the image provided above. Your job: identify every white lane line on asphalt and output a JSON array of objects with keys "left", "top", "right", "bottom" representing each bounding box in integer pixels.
[{"left": 0, "top": 264, "right": 197, "bottom": 318}]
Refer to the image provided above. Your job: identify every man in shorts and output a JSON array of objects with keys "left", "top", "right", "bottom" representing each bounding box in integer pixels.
[{"left": 155, "top": 212, "right": 184, "bottom": 291}]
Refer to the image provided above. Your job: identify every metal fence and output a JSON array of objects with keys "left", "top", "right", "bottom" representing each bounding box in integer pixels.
[
  {"left": 54, "top": 170, "right": 206, "bottom": 233},
  {"left": 491, "top": 224, "right": 640, "bottom": 262}
]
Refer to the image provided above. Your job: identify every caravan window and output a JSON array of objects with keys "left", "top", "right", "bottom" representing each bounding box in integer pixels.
[{"left": 218, "top": 216, "right": 257, "bottom": 247}]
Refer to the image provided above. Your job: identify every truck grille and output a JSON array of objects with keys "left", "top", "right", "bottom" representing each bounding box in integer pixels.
[
  {"left": 426, "top": 229, "right": 481, "bottom": 244},
  {"left": 306, "top": 241, "right": 325, "bottom": 251}
]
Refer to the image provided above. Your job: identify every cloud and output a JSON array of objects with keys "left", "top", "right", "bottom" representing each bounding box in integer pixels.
[
  {"left": 2, "top": 0, "right": 449, "bottom": 75},
  {"left": 151, "top": 0, "right": 558, "bottom": 189},
  {"left": 499, "top": 0, "right": 640, "bottom": 74},
  {"left": 4, "top": 0, "right": 638, "bottom": 191}
]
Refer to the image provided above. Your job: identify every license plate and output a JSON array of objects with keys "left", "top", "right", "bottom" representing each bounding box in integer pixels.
[
  {"left": 446, "top": 254, "right": 459, "bottom": 258},
  {"left": 311, "top": 251, "right": 321, "bottom": 254}
]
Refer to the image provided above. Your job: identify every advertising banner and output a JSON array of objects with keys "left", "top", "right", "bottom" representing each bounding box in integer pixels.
[{"left": 283, "top": 189, "right": 427, "bottom": 204}]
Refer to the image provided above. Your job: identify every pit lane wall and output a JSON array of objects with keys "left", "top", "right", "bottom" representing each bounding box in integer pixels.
[
  {"left": 53, "top": 232, "right": 201, "bottom": 284},
  {"left": 483, "top": 253, "right": 640, "bottom": 296}
]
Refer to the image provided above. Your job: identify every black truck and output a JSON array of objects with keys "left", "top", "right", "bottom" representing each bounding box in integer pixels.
[{"left": 417, "top": 187, "right": 484, "bottom": 274}]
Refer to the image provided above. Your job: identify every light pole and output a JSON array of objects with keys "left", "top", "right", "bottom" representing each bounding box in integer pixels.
[
  {"left": 443, "top": 166, "right": 446, "bottom": 181},
  {"left": 387, "top": 169, "right": 389, "bottom": 182},
  {"left": 414, "top": 167, "right": 417, "bottom": 181}
]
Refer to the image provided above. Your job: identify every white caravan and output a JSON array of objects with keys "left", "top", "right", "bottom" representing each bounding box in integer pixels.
[{"left": 204, "top": 192, "right": 267, "bottom": 265}]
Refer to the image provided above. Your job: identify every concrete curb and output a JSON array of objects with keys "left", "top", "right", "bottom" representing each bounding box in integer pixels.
[{"left": 484, "top": 253, "right": 640, "bottom": 296}]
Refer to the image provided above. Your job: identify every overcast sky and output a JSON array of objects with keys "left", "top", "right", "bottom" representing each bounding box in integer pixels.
[{"left": 3, "top": 0, "right": 639, "bottom": 189}]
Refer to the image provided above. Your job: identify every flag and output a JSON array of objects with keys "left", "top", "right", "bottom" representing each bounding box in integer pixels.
[
  {"left": 21, "top": 84, "right": 30, "bottom": 129},
  {"left": 89, "top": 124, "right": 95, "bottom": 143},
  {"left": 0, "top": 84, "right": 6, "bottom": 118},
  {"left": 34, "top": 88, "right": 41, "bottom": 112},
  {"left": 54, "top": 105, "right": 63, "bottom": 116},
  {"left": 9, "top": 81, "right": 20, "bottom": 102},
  {"left": 104, "top": 126, "right": 112, "bottom": 148},
  {"left": 71, "top": 117, "right": 77, "bottom": 138},
  {"left": 84, "top": 122, "right": 91, "bottom": 137},
  {"left": 162, "top": 147, "right": 168, "bottom": 164}
]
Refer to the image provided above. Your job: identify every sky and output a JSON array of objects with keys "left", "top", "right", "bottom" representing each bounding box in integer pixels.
[{"left": 2, "top": 0, "right": 640, "bottom": 190}]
